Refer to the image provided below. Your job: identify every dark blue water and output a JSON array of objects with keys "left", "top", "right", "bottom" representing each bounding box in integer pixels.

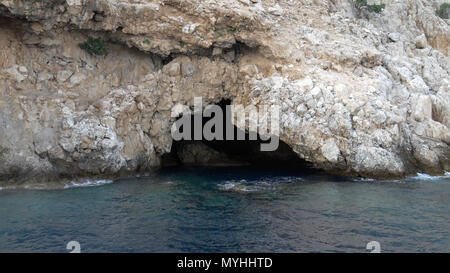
[{"left": 0, "top": 166, "right": 449, "bottom": 253}]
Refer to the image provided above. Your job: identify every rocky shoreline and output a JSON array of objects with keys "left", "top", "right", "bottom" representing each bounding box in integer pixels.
[{"left": 0, "top": 0, "right": 449, "bottom": 185}]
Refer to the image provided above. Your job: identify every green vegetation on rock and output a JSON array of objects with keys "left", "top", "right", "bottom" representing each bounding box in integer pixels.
[
  {"left": 79, "top": 36, "right": 108, "bottom": 56},
  {"left": 355, "top": 0, "right": 386, "bottom": 13},
  {"left": 436, "top": 3, "right": 450, "bottom": 19}
]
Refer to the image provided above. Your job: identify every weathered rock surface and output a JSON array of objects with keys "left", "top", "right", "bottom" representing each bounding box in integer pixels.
[{"left": 0, "top": 0, "right": 448, "bottom": 184}]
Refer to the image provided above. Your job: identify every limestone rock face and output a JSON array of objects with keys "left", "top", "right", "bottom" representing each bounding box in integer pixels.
[{"left": 0, "top": 0, "right": 448, "bottom": 184}]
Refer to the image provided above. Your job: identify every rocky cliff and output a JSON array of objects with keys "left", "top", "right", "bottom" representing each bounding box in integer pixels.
[{"left": 0, "top": 0, "right": 449, "bottom": 186}]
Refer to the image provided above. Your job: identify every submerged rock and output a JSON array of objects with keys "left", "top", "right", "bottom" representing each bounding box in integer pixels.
[{"left": 0, "top": 0, "right": 448, "bottom": 184}]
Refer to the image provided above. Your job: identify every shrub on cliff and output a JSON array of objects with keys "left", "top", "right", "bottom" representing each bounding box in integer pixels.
[
  {"left": 79, "top": 37, "right": 108, "bottom": 56},
  {"left": 437, "top": 3, "right": 450, "bottom": 19},
  {"left": 355, "top": 0, "right": 385, "bottom": 13}
]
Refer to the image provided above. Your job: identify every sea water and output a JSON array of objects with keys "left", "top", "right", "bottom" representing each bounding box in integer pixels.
[{"left": 0, "top": 166, "right": 449, "bottom": 253}]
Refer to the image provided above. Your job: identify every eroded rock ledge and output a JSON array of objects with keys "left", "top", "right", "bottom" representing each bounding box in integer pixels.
[{"left": 0, "top": 0, "right": 449, "bottom": 185}]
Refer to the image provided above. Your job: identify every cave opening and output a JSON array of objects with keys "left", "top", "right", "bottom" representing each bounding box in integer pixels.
[{"left": 161, "top": 100, "right": 313, "bottom": 172}]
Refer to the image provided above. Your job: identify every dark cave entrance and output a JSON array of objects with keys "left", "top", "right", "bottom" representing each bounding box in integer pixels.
[{"left": 161, "top": 100, "right": 313, "bottom": 171}]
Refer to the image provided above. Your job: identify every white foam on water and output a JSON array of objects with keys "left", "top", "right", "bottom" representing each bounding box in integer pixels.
[
  {"left": 24, "top": 185, "right": 46, "bottom": 190},
  {"left": 64, "top": 179, "right": 114, "bottom": 189},
  {"left": 165, "top": 180, "right": 184, "bottom": 186},
  {"left": 217, "top": 182, "right": 256, "bottom": 193},
  {"left": 409, "top": 172, "right": 450, "bottom": 181},
  {"left": 217, "top": 176, "right": 304, "bottom": 193},
  {"left": 352, "top": 177, "right": 375, "bottom": 182},
  {"left": 219, "top": 182, "right": 236, "bottom": 191}
]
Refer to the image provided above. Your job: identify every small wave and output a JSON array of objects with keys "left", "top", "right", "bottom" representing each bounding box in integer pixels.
[
  {"left": 64, "top": 179, "right": 114, "bottom": 189},
  {"left": 165, "top": 180, "right": 182, "bottom": 186},
  {"left": 24, "top": 185, "right": 46, "bottom": 190},
  {"left": 408, "top": 172, "right": 450, "bottom": 181},
  {"left": 0, "top": 185, "right": 45, "bottom": 191},
  {"left": 352, "top": 177, "right": 375, "bottom": 182},
  {"left": 217, "top": 182, "right": 258, "bottom": 193},
  {"left": 217, "top": 176, "right": 303, "bottom": 193}
]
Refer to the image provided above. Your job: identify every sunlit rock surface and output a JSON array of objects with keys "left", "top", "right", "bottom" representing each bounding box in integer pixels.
[{"left": 0, "top": 0, "right": 448, "bottom": 184}]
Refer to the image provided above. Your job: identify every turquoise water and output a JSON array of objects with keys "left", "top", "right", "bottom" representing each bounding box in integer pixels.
[{"left": 0, "top": 166, "right": 449, "bottom": 253}]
